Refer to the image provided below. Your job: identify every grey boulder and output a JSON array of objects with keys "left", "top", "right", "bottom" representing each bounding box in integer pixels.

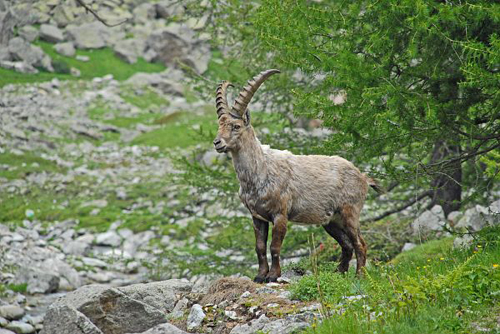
[
  {"left": 8, "top": 37, "right": 52, "bottom": 70},
  {"left": 5, "top": 321, "right": 35, "bottom": 334},
  {"left": 15, "top": 267, "right": 60, "bottom": 294},
  {"left": 40, "top": 305, "right": 103, "bottom": 334},
  {"left": 42, "top": 285, "right": 166, "bottom": 334},
  {"left": 42, "top": 280, "right": 193, "bottom": 334},
  {"left": 54, "top": 42, "right": 75, "bottom": 57},
  {"left": 186, "top": 304, "right": 205, "bottom": 331},
  {"left": 0, "top": 305, "right": 25, "bottom": 320},
  {"left": 411, "top": 205, "right": 447, "bottom": 235},
  {"left": 18, "top": 25, "right": 39, "bottom": 42},
  {"left": 40, "top": 24, "right": 64, "bottom": 43},
  {"left": 66, "top": 22, "right": 107, "bottom": 49},
  {"left": 118, "top": 279, "right": 193, "bottom": 313}
]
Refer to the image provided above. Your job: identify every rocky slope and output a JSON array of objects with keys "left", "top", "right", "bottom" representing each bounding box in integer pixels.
[{"left": 0, "top": 0, "right": 210, "bottom": 75}]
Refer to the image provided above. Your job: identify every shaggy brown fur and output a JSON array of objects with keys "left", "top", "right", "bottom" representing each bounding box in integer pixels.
[{"left": 214, "top": 69, "right": 382, "bottom": 282}]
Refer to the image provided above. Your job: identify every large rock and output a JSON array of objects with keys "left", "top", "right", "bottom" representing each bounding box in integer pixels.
[
  {"left": 42, "top": 280, "right": 192, "bottom": 334},
  {"left": 0, "top": 305, "right": 25, "bottom": 320},
  {"left": 54, "top": 41, "right": 76, "bottom": 57},
  {"left": 95, "top": 230, "right": 122, "bottom": 247},
  {"left": 488, "top": 199, "right": 500, "bottom": 222},
  {"left": 455, "top": 205, "right": 491, "bottom": 232},
  {"left": 40, "top": 24, "right": 64, "bottom": 43},
  {"left": 118, "top": 279, "right": 193, "bottom": 313},
  {"left": 66, "top": 22, "right": 106, "bottom": 49},
  {"left": 42, "top": 258, "right": 82, "bottom": 290},
  {"left": 144, "top": 24, "right": 210, "bottom": 74},
  {"left": 42, "top": 285, "right": 167, "bottom": 334},
  {"left": 18, "top": 26, "right": 39, "bottom": 42},
  {"left": 113, "top": 38, "right": 145, "bottom": 64},
  {"left": 155, "top": 1, "right": 185, "bottom": 19},
  {"left": 411, "top": 205, "right": 447, "bottom": 235},
  {"left": 5, "top": 321, "right": 35, "bottom": 334},
  {"left": 40, "top": 305, "right": 103, "bottom": 334},
  {"left": 186, "top": 304, "right": 205, "bottom": 331},
  {"left": 7, "top": 37, "right": 51, "bottom": 70},
  {"left": 15, "top": 267, "right": 60, "bottom": 294},
  {"left": 133, "top": 2, "right": 157, "bottom": 24},
  {"left": 0, "top": 9, "right": 16, "bottom": 45}
]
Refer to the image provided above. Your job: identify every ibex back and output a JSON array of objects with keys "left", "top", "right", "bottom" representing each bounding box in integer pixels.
[{"left": 213, "top": 69, "right": 382, "bottom": 282}]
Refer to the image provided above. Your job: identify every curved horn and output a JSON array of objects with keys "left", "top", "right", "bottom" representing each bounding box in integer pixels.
[
  {"left": 231, "top": 69, "right": 280, "bottom": 116},
  {"left": 215, "top": 81, "right": 233, "bottom": 119}
]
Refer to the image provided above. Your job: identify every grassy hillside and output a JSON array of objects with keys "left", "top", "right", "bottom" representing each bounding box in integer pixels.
[
  {"left": 288, "top": 226, "right": 500, "bottom": 334},
  {"left": 0, "top": 41, "right": 164, "bottom": 87}
]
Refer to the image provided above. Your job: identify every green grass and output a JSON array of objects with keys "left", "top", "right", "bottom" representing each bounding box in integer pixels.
[
  {"left": 131, "top": 112, "right": 217, "bottom": 149},
  {"left": 120, "top": 87, "right": 170, "bottom": 110},
  {"left": 0, "top": 41, "right": 165, "bottom": 87},
  {"left": 291, "top": 226, "right": 500, "bottom": 334},
  {"left": 0, "top": 152, "right": 66, "bottom": 180}
]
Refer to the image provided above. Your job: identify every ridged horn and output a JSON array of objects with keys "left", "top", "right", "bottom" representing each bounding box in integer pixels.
[
  {"left": 231, "top": 69, "right": 280, "bottom": 116},
  {"left": 215, "top": 81, "right": 233, "bottom": 119}
]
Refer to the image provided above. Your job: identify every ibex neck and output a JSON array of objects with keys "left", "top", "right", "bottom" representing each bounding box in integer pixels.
[{"left": 231, "top": 132, "right": 266, "bottom": 187}]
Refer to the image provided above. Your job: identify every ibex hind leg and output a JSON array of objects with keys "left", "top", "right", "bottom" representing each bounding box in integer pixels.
[
  {"left": 252, "top": 217, "right": 269, "bottom": 283},
  {"left": 323, "top": 222, "right": 354, "bottom": 273},
  {"left": 341, "top": 205, "right": 366, "bottom": 277}
]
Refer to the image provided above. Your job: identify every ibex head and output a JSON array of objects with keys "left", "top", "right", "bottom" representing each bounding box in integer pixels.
[{"left": 213, "top": 69, "right": 280, "bottom": 153}]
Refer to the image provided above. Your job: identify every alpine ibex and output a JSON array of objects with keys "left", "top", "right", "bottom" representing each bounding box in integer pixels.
[{"left": 213, "top": 69, "right": 382, "bottom": 282}]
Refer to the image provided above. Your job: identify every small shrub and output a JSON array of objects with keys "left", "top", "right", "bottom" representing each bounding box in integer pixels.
[{"left": 52, "top": 60, "right": 71, "bottom": 74}]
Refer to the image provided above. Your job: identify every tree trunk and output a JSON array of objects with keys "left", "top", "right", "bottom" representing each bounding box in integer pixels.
[{"left": 429, "top": 140, "right": 462, "bottom": 216}]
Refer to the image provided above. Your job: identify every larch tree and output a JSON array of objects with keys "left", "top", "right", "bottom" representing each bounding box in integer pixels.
[{"left": 195, "top": 0, "right": 500, "bottom": 218}]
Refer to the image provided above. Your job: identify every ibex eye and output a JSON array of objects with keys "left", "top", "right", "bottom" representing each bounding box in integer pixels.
[{"left": 233, "top": 124, "right": 241, "bottom": 130}]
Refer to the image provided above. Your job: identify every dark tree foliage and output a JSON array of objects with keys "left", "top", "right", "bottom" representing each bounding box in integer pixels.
[{"left": 195, "top": 0, "right": 500, "bottom": 216}]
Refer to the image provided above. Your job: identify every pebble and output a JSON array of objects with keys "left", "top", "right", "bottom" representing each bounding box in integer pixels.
[{"left": 6, "top": 321, "right": 35, "bottom": 334}]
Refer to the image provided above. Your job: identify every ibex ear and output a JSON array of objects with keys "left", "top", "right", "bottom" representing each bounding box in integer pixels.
[{"left": 243, "top": 109, "right": 251, "bottom": 126}]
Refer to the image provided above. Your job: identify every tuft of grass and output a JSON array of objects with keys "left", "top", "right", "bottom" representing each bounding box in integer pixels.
[{"left": 7, "top": 283, "right": 27, "bottom": 293}]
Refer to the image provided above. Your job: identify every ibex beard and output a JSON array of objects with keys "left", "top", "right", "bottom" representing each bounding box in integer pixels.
[{"left": 213, "top": 69, "right": 382, "bottom": 283}]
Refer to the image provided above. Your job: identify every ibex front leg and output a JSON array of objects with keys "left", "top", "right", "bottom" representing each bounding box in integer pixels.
[
  {"left": 252, "top": 217, "right": 269, "bottom": 283},
  {"left": 267, "top": 214, "right": 288, "bottom": 282}
]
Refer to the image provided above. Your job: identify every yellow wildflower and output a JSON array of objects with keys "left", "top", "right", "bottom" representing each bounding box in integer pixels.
[
  {"left": 493, "top": 264, "right": 499, "bottom": 269},
  {"left": 440, "top": 257, "right": 445, "bottom": 261}
]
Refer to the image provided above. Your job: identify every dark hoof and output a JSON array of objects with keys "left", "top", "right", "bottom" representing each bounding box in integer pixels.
[
  {"left": 336, "top": 266, "right": 348, "bottom": 274},
  {"left": 265, "top": 276, "right": 279, "bottom": 283},
  {"left": 253, "top": 276, "right": 266, "bottom": 283}
]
